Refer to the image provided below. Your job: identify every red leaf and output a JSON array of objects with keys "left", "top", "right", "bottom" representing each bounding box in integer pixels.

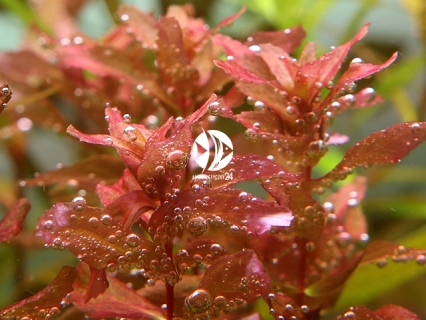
[
  {"left": 305, "top": 122, "right": 426, "bottom": 192},
  {"left": 96, "top": 168, "right": 142, "bottom": 206},
  {"left": 85, "top": 267, "right": 109, "bottom": 302},
  {"left": 117, "top": 5, "right": 158, "bottom": 49},
  {"left": 0, "top": 198, "right": 31, "bottom": 242},
  {"left": 191, "top": 250, "right": 269, "bottom": 311},
  {"left": 149, "top": 186, "right": 292, "bottom": 243},
  {"left": 361, "top": 240, "right": 426, "bottom": 265},
  {"left": 71, "top": 263, "right": 163, "bottom": 320},
  {"left": 268, "top": 293, "right": 306, "bottom": 320},
  {"left": 0, "top": 266, "right": 76, "bottom": 320},
  {"left": 374, "top": 304, "right": 420, "bottom": 320},
  {"left": 247, "top": 25, "right": 306, "bottom": 54},
  {"left": 35, "top": 192, "right": 159, "bottom": 271},
  {"left": 175, "top": 239, "right": 228, "bottom": 273},
  {"left": 338, "top": 306, "right": 382, "bottom": 319}
]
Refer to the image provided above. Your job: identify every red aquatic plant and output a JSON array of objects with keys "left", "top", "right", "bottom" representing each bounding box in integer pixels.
[{"left": 1, "top": 3, "right": 426, "bottom": 320}]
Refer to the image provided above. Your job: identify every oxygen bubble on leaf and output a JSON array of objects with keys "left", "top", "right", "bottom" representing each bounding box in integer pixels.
[
  {"left": 244, "top": 128, "right": 259, "bottom": 142},
  {"left": 185, "top": 289, "right": 212, "bottom": 314},
  {"left": 214, "top": 295, "right": 227, "bottom": 309},
  {"left": 186, "top": 217, "right": 207, "bottom": 236},
  {"left": 44, "top": 220, "right": 54, "bottom": 230},
  {"left": 307, "top": 140, "right": 328, "bottom": 158},
  {"left": 123, "top": 126, "right": 137, "bottom": 142},
  {"left": 249, "top": 44, "right": 261, "bottom": 52},
  {"left": 154, "top": 165, "right": 165, "bottom": 175},
  {"left": 410, "top": 123, "right": 421, "bottom": 133},
  {"left": 346, "top": 82, "right": 356, "bottom": 93},
  {"left": 88, "top": 217, "right": 99, "bottom": 227},
  {"left": 342, "top": 94, "right": 356, "bottom": 108},
  {"left": 351, "top": 57, "right": 363, "bottom": 64},
  {"left": 254, "top": 100, "right": 265, "bottom": 110},
  {"left": 416, "top": 254, "right": 426, "bottom": 266},
  {"left": 166, "top": 150, "right": 189, "bottom": 170},
  {"left": 71, "top": 196, "right": 86, "bottom": 211},
  {"left": 100, "top": 214, "right": 112, "bottom": 225},
  {"left": 208, "top": 101, "right": 222, "bottom": 116},
  {"left": 363, "top": 87, "right": 376, "bottom": 102},
  {"left": 126, "top": 233, "right": 141, "bottom": 247},
  {"left": 238, "top": 191, "right": 249, "bottom": 203},
  {"left": 210, "top": 243, "right": 223, "bottom": 256}
]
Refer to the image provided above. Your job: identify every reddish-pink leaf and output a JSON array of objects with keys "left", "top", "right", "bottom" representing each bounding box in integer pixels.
[
  {"left": 25, "top": 154, "right": 125, "bottom": 189},
  {"left": 305, "top": 122, "right": 426, "bottom": 192},
  {"left": 0, "top": 266, "right": 76, "bottom": 320},
  {"left": 96, "top": 168, "right": 142, "bottom": 206},
  {"left": 85, "top": 267, "right": 109, "bottom": 302},
  {"left": 0, "top": 198, "right": 31, "bottom": 242},
  {"left": 117, "top": 5, "right": 158, "bottom": 49},
  {"left": 325, "top": 52, "right": 398, "bottom": 108},
  {"left": 247, "top": 25, "right": 306, "bottom": 54},
  {"left": 210, "top": 7, "right": 246, "bottom": 34},
  {"left": 374, "top": 304, "right": 420, "bottom": 320},
  {"left": 71, "top": 263, "right": 164, "bottom": 320}
]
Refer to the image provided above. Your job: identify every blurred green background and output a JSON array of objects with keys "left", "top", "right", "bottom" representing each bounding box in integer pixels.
[{"left": 0, "top": 0, "right": 425, "bottom": 318}]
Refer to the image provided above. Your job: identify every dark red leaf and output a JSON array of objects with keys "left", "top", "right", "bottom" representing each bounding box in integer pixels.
[
  {"left": 184, "top": 250, "right": 269, "bottom": 316},
  {"left": 304, "top": 122, "right": 426, "bottom": 192},
  {"left": 71, "top": 263, "right": 163, "bottom": 320},
  {"left": 0, "top": 198, "right": 31, "bottom": 242},
  {"left": 374, "top": 304, "right": 420, "bottom": 320},
  {"left": 149, "top": 186, "right": 292, "bottom": 244},
  {"left": 34, "top": 191, "right": 159, "bottom": 271},
  {"left": 175, "top": 239, "right": 228, "bottom": 273},
  {"left": 268, "top": 293, "right": 306, "bottom": 320},
  {"left": 85, "top": 267, "right": 109, "bottom": 302},
  {"left": 0, "top": 266, "right": 76, "bottom": 320}
]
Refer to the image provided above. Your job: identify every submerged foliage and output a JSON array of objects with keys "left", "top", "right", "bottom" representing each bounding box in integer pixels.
[{"left": 0, "top": 2, "right": 425, "bottom": 320}]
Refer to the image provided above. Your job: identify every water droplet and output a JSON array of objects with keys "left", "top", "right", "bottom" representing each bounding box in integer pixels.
[
  {"left": 186, "top": 217, "right": 207, "bottom": 236},
  {"left": 185, "top": 289, "right": 212, "bottom": 314},
  {"left": 126, "top": 233, "right": 141, "bottom": 247},
  {"left": 244, "top": 128, "right": 259, "bottom": 142},
  {"left": 166, "top": 150, "right": 189, "bottom": 170},
  {"left": 71, "top": 197, "right": 86, "bottom": 211},
  {"left": 307, "top": 140, "right": 328, "bottom": 158},
  {"left": 208, "top": 101, "right": 222, "bottom": 116}
]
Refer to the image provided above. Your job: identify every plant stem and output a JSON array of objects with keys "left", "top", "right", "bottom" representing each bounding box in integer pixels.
[
  {"left": 165, "top": 242, "right": 174, "bottom": 320},
  {"left": 296, "top": 236, "right": 307, "bottom": 306}
]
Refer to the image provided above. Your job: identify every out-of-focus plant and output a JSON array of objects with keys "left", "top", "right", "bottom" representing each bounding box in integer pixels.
[{"left": 0, "top": 1, "right": 426, "bottom": 319}]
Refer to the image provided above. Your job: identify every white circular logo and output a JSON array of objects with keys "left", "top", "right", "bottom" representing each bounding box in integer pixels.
[{"left": 191, "top": 129, "right": 233, "bottom": 172}]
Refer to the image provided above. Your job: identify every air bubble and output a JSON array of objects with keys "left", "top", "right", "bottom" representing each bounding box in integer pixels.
[
  {"left": 71, "top": 196, "right": 86, "bottom": 211},
  {"left": 249, "top": 44, "right": 261, "bottom": 52},
  {"left": 342, "top": 94, "right": 356, "bottom": 108},
  {"left": 126, "top": 233, "right": 141, "bottom": 247},
  {"left": 44, "top": 220, "right": 54, "bottom": 230},
  {"left": 351, "top": 57, "right": 363, "bottom": 64},
  {"left": 123, "top": 126, "right": 137, "bottom": 141},
  {"left": 411, "top": 123, "right": 421, "bottom": 133},
  {"left": 244, "top": 128, "right": 259, "bottom": 142},
  {"left": 154, "top": 165, "right": 165, "bottom": 175},
  {"left": 238, "top": 191, "right": 249, "bottom": 203},
  {"left": 307, "top": 140, "right": 327, "bottom": 158},
  {"left": 210, "top": 243, "right": 223, "bottom": 256},
  {"left": 166, "top": 150, "right": 189, "bottom": 169},
  {"left": 185, "top": 289, "right": 212, "bottom": 314},
  {"left": 186, "top": 217, "right": 207, "bottom": 236},
  {"left": 363, "top": 87, "right": 376, "bottom": 102},
  {"left": 88, "top": 217, "right": 99, "bottom": 227},
  {"left": 208, "top": 101, "right": 222, "bottom": 116}
]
